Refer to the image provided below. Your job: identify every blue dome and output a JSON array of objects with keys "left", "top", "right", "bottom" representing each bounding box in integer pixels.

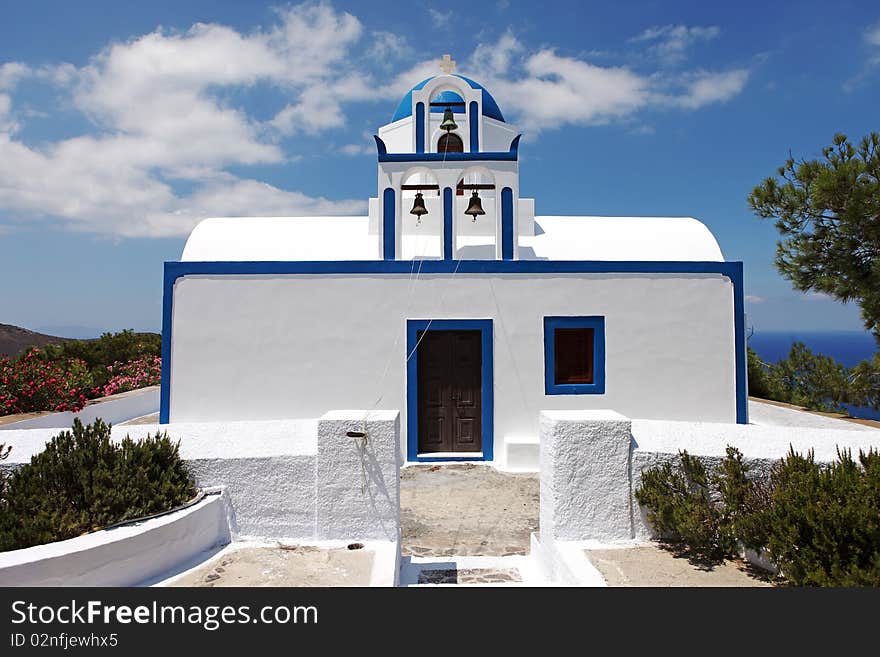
[{"left": 390, "top": 75, "right": 506, "bottom": 123}]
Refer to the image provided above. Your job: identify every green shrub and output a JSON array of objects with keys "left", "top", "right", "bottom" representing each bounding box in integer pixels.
[
  {"left": 0, "top": 418, "right": 196, "bottom": 552},
  {"left": 767, "top": 342, "right": 849, "bottom": 411},
  {"left": 634, "top": 450, "right": 735, "bottom": 561},
  {"left": 763, "top": 448, "right": 880, "bottom": 586},
  {"left": 636, "top": 446, "right": 880, "bottom": 586},
  {"left": 747, "top": 347, "right": 772, "bottom": 399},
  {"left": 37, "top": 330, "right": 161, "bottom": 388}
]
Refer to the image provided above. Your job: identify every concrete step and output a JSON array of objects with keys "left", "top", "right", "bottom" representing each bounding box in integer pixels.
[{"left": 502, "top": 435, "right": 539, "bottom": 472}]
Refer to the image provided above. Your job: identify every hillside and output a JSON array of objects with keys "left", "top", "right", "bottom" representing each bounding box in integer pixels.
[{"left": 0, "top": 323, "right": 70, "bottom": 358}]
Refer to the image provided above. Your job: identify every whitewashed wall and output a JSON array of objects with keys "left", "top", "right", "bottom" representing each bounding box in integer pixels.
[
  {"left": 0, "top": 386, "right": 159, "bottom": 431},
  {"left": 168, "top": 272, "right": 737, "bottom": 464},
  {"left": 0, "top": 492, "right": 232, "bottom": 587}
]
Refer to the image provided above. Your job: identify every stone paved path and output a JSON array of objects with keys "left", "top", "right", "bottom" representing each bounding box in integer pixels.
[
  {"left": 400, "top": 463, "right": 539, "bottom": 557},
  {"left": 418, "top": 568, "right": 522, "bottom": 585}
]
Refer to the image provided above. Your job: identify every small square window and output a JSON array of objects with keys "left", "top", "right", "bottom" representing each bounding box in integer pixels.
[
  {"left": 544, "top": 316, "right": 605, "bottom": 395},
  {"left": 554, "top": 328, "right": 594, "bottom": 385}
]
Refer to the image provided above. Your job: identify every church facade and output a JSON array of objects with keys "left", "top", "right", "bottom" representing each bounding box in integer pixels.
[{"left": 160, "top": 58, "right": 747, "bottom": 468}]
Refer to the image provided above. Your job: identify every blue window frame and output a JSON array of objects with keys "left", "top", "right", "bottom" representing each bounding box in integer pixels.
[{"left": 544, "top": 316, "right": 605, "bottom": 395}]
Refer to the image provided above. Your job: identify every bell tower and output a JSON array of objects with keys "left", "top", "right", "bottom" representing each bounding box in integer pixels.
[{"left": 368, "top": 55, "right": 534, "bottom": 261}]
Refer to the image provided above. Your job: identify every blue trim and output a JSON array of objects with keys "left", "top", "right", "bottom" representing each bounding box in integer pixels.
[
  {"left": 163, "top": 260, "right": 740, "bottom": 277},
  {"left": 391, "top": 75, "right": 505, "bottom": 123},
  {"left": 379, "top": 151, "right": 516, "bottom": 163},
  {"left": 415, "top": 102, "right": 425, "bottom": 154},
  {"left": 543, "top": 316, "right": 606, "bottom": 395},
  {"left": 159, "top": 263, "right": 174, "bottom": 424},
  {"left": 469, "top": 101, "right": 479, "bottom": 153},
  {"left": 373, "top": 135, "right": 387, "bottom": 155},
  {"left": 509, "top": 134, "right": 521, "bottom": 157},
  {"left": 406, "top": 319, "right": 494, "bottom": 463},
  {"left": 730, "top": 261, "right": 748, "bottom": 424},
  {"left": 501, "top": 187, "right": 514, "bottom": 260},
  {"left": 382, "top": 188, "right": 395, "bottom": 260},
  {"left": 159, "top": 259, "right": 748, "bottom": 425},
  {"left": 443, "top": 187, "right": 453, "bottom": 259}
]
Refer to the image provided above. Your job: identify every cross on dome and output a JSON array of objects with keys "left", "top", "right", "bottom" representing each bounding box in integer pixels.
[{"left": 438, "top": 54, "right": 456, "bottom": 74}]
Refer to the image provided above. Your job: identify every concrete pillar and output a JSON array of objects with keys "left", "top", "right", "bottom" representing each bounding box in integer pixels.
[
  {"left": 539, "top": 410, "right": 633, "bottom": 542},
  {"left": 316, "top": 410, "right": 400, "bottom": 541}
]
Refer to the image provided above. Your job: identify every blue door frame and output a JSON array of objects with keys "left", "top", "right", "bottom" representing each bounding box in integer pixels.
[{"left": 406, "top": 319, "right": 494, "bottom": 463}]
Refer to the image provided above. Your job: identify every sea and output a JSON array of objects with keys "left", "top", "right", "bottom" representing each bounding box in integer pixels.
[{"left": 748, "top": 330, "right": 879, "bottom": 421}]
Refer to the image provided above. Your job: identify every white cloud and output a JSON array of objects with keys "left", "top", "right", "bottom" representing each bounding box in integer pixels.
[
  {"left": 866, "top": 22, "right": 880, "bottom": 47},
  {"left": 630, "top": 24, "right": 721, "bottom": 66},
  {"left": 340, "top": 142, "right": 373, "bottom": 156},
  {"left": 495, "top": 50, "right": 650, "bottom": 129},
  {"left": 0, "top": 94, "right": 17, "bottom": 133},
  {"left": 0, "top": 62, "right": 31, "bottom": 90},
  {"left": 0, "top": 7, "right": 753, "bottom": 238},
  {"left": 465, "top": 35, "right": 749, "bottom": 132},
  {"left": 843, "top": 21, "right": 880, "bottom": 91},
  {"left": 0, "top": 4, "right": 368, "bottom": 238},
  {"left": 803, "top": 291, "right": 835, "bottom": 302},
  {"left": 662, "top": 69, "right": 751, "bottom": 110},
  {"left": 745, "top": 294, "right": 766, "bottom": 304},
  {"left": 368, "top": 31, "right": 410, "bottom": 63},
  {"left": 469, "top": 31, "right": 523, "bottom": 77},
  {"left": 429, "top": 9, "right": 452, "bottom": 28}
]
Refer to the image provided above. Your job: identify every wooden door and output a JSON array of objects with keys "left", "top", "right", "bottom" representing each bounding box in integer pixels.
[{"left": 417, "top": 330, "right": 482, "bottom": 454}]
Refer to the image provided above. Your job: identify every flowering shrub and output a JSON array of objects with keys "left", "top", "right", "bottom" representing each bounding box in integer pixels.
[
  {"left": 96, "top": 356, "right": 161, "bottom": 397},
  {"left": 0, "top": 348, "right": 93, "bottom": 415}
]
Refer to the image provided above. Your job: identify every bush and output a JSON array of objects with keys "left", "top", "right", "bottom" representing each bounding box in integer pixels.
[
  {"left": 0, "top": 348, "right": 93, "bottom": 415},
  {"left": 635, "top": 448, "right": 743, "bottom": 561},
  {"left": 769, "top": 342, "right": 849, "bottom": 411},
  {"left": 763, "top": 448, "right": 880, "bottom": 586},
  {"left": 0, "top": 418, "right": 196, "bottom": 552},
  {"left": 635, "top": 446, "right": 880, "bottom": 586},
  {"left": 747, "top": 347, "right": 772, "bottom": 399},
  {"left": 96, "top": 356, "right": 162, "bottom": 397},
  {"left": 37, "top": 330, "right": 161, "bottom": 389}
]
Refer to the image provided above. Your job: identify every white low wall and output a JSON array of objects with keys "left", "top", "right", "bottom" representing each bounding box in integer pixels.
[
  {"left": 0, "top": 386, "right": 159, "bottom": 431},
  {"left": 0, "top": 411, "right": 400, "bottom": 544},
  {"left": 536, "top": 409, "right": 880, "bottom": 583},
  {"left": 539, "top": 410, "right": 632, "bottom": 543},
  {"left": 0, "top": 491, "right": 231, "bottom": 587},
  {"left": 316, "top": 411, "right": 401, "bottom": 541}
]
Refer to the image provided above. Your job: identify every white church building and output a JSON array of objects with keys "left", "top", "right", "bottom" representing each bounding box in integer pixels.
[{"left": 160, "top": 57, "right": 747, "bottom": 468}]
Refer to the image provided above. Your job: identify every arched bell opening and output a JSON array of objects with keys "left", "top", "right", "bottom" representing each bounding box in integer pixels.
[
  {"left": 425, "top": 84, "right": 469, "bottom": 153},
  {"left": 400, "top": 167, "right": 442, "bottom": 260},
  {"left": 454, "top": 166, "right": 497, "bottom": 259},
  {"left": 437, "top": 131, "right": 463, "bottom": 153}
]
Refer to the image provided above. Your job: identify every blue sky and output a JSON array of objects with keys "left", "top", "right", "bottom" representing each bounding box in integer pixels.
[{"left": 1, "top": 0, "right": 878, "bottom": 337}]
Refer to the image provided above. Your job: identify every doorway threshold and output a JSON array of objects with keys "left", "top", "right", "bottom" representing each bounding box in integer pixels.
[{"left": 416, "top": 452, "right": 484, "bottom": 460}]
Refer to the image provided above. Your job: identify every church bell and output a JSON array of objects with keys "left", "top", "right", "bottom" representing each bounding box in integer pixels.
[
  {"left": 439, "top": 106, "right": 458, "bottom": 132},
  {"left": 464, "top": 190, "right": 485, "bottom": 220},
  {"left": 409, "top": 191, "right": 428, "bottom": 222}
]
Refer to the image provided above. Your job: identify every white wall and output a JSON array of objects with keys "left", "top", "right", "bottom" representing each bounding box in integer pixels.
[
  {"left": 1, "top": 412, "right": 400, "bottom": 545},
  {"left": 168, "top": 272, "right": 737, "bottom": 464},
  {"left": 0, "top": 386, "right": 159, "bottom": 431},
  {"left": 0, "top": 492, "right": 231, "bottom": 587}
]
